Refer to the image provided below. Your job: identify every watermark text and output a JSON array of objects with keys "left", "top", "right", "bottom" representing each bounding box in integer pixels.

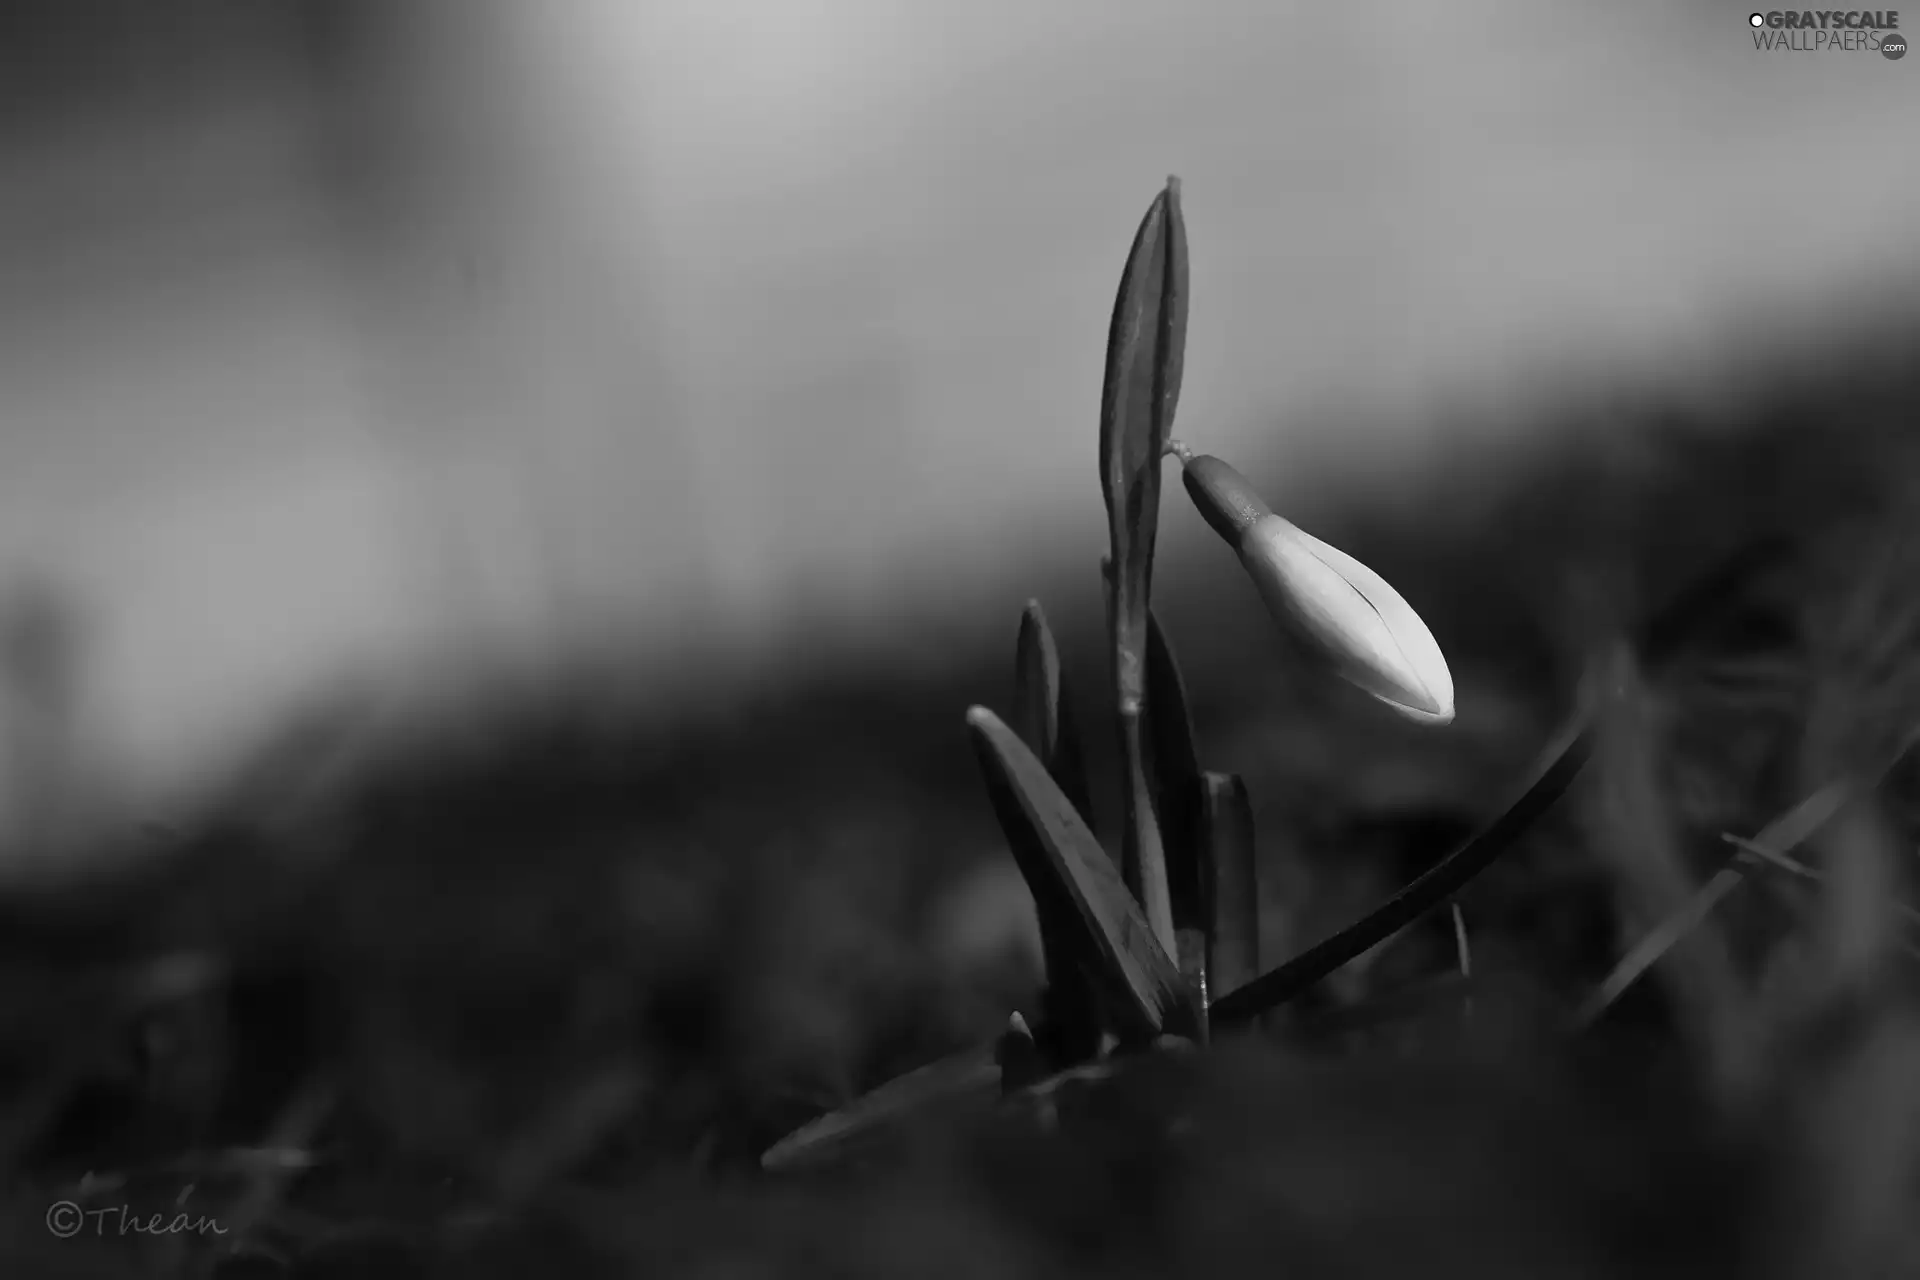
[
  {"left": 45, "top": 1184, "right": 228, "bottom": 1241},
  {"left": 1747, "top": 10, "right": 1907, "bottom": 56}
]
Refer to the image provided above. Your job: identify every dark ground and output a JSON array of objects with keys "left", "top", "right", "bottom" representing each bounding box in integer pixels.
[{"left": 3, "top": 320, "right": 1920, "bottom": 1278}]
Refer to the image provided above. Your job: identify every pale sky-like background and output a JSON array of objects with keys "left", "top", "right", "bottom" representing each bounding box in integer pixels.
[{"left": 0, "top": 0, "right": 1914, "bottom": 844}]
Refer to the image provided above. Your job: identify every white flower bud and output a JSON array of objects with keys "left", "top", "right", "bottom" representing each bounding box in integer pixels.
[{"left": 1181, "top": 453, "right": 1454, "bottom": 724}]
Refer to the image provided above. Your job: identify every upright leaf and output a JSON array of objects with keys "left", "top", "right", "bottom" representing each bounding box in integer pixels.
[
  {"left": 968, "top": 707, "right": 1195, "bottom": 1042},
  {"left": 1012, "top": 601, "right": 1092, "bottom": 817},
  {"left": 1143, "top": 611, "right": 1207, "bottom": 1000},
  {"left": 1010, "top": 601, "right": 1100, "bottom": 1062},
  {"left": 1200, "top": 771, "right": 1260, "bottom": 1003},
  {"left": 1098, "top": 177, "right": 1189, "bottom": 702},
  {"left": 1099, "top": 176, "right": 1190, "bottom": 961}
]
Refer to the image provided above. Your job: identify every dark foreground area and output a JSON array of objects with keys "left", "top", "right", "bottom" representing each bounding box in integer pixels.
[{"left": 3, "top": 327, "right": 1920, "bottom": 1278}]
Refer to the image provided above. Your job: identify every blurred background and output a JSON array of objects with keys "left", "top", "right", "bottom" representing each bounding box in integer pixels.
[
  {"left": 3, "top": 5, "right": 1920, "bottom": 1274},
  {"left": 0, "top": 0, "right": 1914, "bottom": 853}
]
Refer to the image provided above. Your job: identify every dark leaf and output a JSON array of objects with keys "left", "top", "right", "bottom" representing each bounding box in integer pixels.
[
  {"left": 1144, "top": 611, "right": 1203, "bottom": 930},
  {"left": 1099, "top": 178, "right": 1189, "bottom": 961},
  {"left": 1098, "top": 176, "right": 1189, "bottom": 711},
  {"left": 1143, "top": 611, "right": 1209, "bottom": 1026},
  {"left": 968, "top": 707, "right": 1195, "bottom": 1042},
  {"left": 1010, "top": 602, "right": 1101, "bottom": 1062},
  {"left": 1012, "top": 601, "right": 1092, "bottom": 818},
  {"left": 1201, "top": 771, "right": 1260, "bottom": 1002}
]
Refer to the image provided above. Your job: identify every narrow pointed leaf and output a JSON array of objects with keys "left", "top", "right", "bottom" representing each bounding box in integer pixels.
[
  {"left": 760, "top": 1044, "right": 1001, "bottom": 1174},
  {"left": 1120, "top": 652, "right": 1176, "bottom": 953},
  {"left": 1099, "top": 175, "right": 1189, "bottom": 712},
  {"left": 994, "top": 1012, "right": 1048, "bottom": 1095},
  {"left": 1143, "top": 610, "right": 1209, "bottom": 1017},
  {"left": 1201, "top": 771, "right": 1260, "bottom": 1000},
  {"left": 1010, "top": 601, "right": 1101, "bottom": 1062},
  {"left": 1144, "top": 610, "right": 1204, "bottom": 926},
  {"left": 1012, "top": 601, "right": 1092, "bottom": 817},
  {"left": 969, "top": 706, "right": 1194, "bottom": 1041},
  {"left": 1212, "top": 655, "right": 1611, "bottom": 1029},
  {"left": 1099, "top": 178, "right": 1189, "bottom": 961}
]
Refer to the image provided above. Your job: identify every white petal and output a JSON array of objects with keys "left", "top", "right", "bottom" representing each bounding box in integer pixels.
[
  {"left": 1290, "top": 526, "right": 1454, "bottom": 721},
  {"left": 1239, "top": 518, "right": 1454, "bottom": 724}
]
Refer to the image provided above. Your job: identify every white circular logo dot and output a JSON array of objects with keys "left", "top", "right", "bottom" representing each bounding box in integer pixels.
[{"left": 1749, "top": 12, "right": 1766, "bottom": 26}]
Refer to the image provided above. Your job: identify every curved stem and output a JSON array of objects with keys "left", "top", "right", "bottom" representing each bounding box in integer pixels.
[{"left": 1210, "top": 661, "right": 1606, "bottom": 1029}]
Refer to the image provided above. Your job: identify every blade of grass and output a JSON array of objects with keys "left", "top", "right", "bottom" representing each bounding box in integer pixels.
[
  {"left": 1574, "top": 778, "right": 1856, "bottom": 1030},
  {"left": 1585, "top": 863, "right": 1750, "bottom": 1026},
  {"left": 1452, "top": 902, "right": 1475, "bottom": 1023},
  {"left": 1211, "top": 655, "right": 1607, "bottom": 1029},
  {"left": 1200, "top": 771, "right": 1260, "bottom": 1003},
  {"left": 1729, "top": 831, "right": 1920, "bottom": 933},
  {"left": 969, "top": 707, "right": 1196, "bottom": 1041},
  {"left": 1099, "top": 176, "right": 1189, "bottom": 962},
  {"left": 1012, "top": 601, "right": 1102, "bottom": 1063},
  {"left": 1722, "top": 833, "right": 1920, "bottom": 959},
  {"left": 1721, "top": 832, "right": 1820, "bottom": 879},
  {"left": 760, "top": 1044, "right": 1002, "bottom": 1174}
]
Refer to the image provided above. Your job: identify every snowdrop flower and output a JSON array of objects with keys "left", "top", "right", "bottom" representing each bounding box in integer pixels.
[{"left": 1174, "top": 446, "right": 1454, "bottom": 725}]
